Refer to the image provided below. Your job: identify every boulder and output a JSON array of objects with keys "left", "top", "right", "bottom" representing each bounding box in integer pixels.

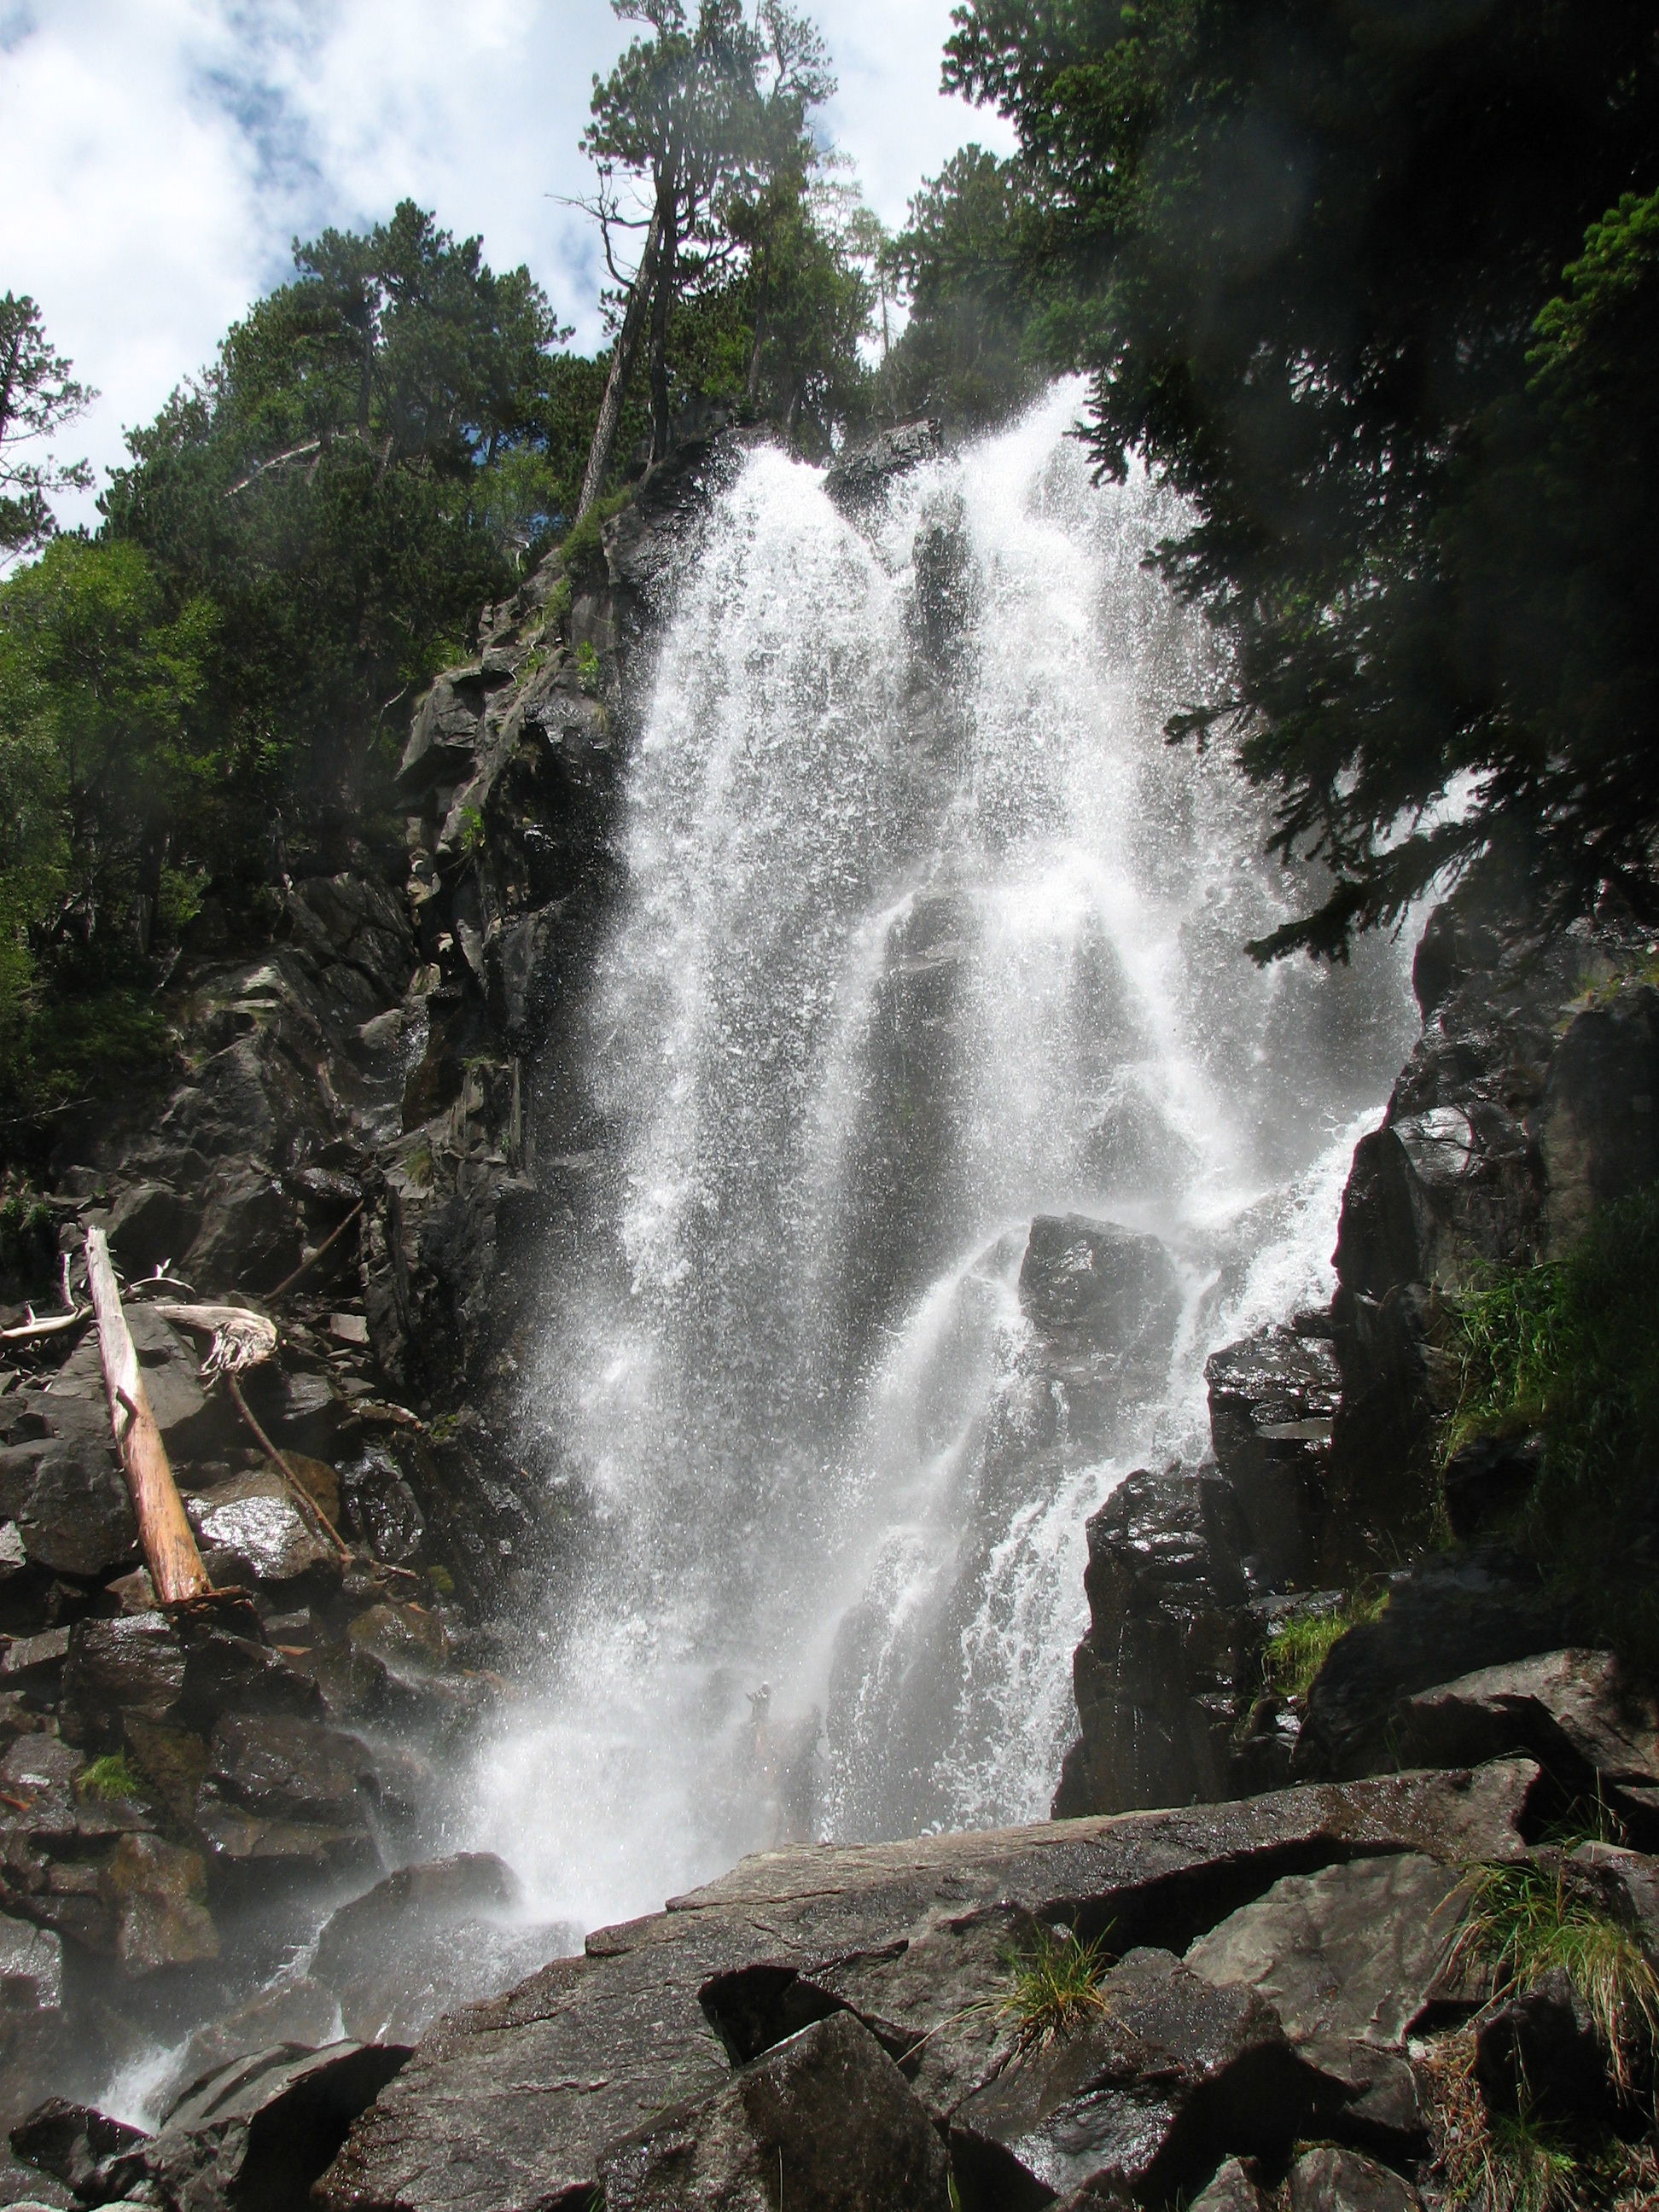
[
  {"left": 1190, "top": 2157, "right": 1270, "bottom": 2211},
  {"left": 1390, "top": 1649, "right": 1659, "bottom": 1846},
  {"left": 16, "top": 1452, "right": 136, "bottom": 1582},
  {"left": 1054, "top": 1464, "right": 1254, "bottom": 1816},
  {"left": 703, "top": 1900, "right": 1041, "bottom": 2122},
  {"left": 185, "top": 1474, "right": 335, "bottom": 1589},
  {"left": 154, "top": 1982, "right": 346, "bottom": 2122},
  {"left": 201, "top": 1717, "right": 375, "bottom": 1829},
  {"left": 1474, "top": 1967, "right": 1609, "bottom": 2123},
  {"left": 1019, "top": 1214, "right": 1184, "bottom": 1421},
  {"left": 99, "top": 1834, "right": 218, "bottom": 1976},
  {"left": 1185, "top": 1852, "right": 1467, "bottom": 2148},
  {"left": 140, "top": 2041, "right": 410, "bottom": 2212},
  {"left": 1539, "top": 984, "right": 1659, "bottom": 1253},
  {"left": 0, "top": 1917, "right": 66, "bottom": 2130},
  {"left": 598, "top": 2011, "right": 950, "bottom": 2212},
  {"left": 61, "top": 1615, "right": 186, "bottom": 1743},
  {"left": 339, "top": 1452, "right": 423, "bottom": 1567},
  {"left": 1205, "top": 1327, "right": 1340, "bottom": 1588},
  {"left": 312, "top": 1854, "right": 565, "bottom": 2044},
  {"left": 0, "top": 2147, "right": 73, "bottom": 2208},
  {"left": 1286, "top": 2145, "right": 1421, "bottom": 2211},
  {"left": 9, "top": 2102, "right": 148, "bottom": 2203},
  {"left": 823, "top": 421, "right": 942, "bottom": 515},
  {"left": 1293, "top": 1550, "right": 1567, "bottom": 1782},
  {"left": 949, "top": 1947, "right": 1323, "bottom": 2208}
]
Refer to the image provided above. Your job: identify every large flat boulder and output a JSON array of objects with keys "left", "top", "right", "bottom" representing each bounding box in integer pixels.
[
  {"left": 1390, "top": 1648, "right": 1659, "bottom": 1845},
  {"left": 1185, "top": 1851, "right": 1466, "bottom": 2148},
  {"left": 318, "top": 1764, "right": 1536, "bottom": 2212}
]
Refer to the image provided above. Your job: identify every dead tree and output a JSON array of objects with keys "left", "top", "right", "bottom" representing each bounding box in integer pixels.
[{"left": 84, "top": 1227, "right": 212, "bottom": 1605}]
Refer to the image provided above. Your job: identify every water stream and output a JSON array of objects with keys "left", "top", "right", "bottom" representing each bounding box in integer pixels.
[{"left": 462, "top": 386, "right": 1417, "bottom": 1934}]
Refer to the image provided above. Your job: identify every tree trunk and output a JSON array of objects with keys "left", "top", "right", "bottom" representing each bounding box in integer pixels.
[
  {"left": 649, "top": 209, "right": 678, "bottom": 462},
  {"left": 575, "top": 202, "right": 666, "bottom": 523},
  {"left": 84, "top": 1228, "right": 212, "bottom": 1606}
]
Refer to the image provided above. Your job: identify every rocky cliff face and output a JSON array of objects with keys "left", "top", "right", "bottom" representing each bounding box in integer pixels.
[
  {"left": 1052, "top": 892, "right": 1659, "bottom": 1824},
  {"left": 0, "top": 430, "right": 743, "bottom": 2151}
]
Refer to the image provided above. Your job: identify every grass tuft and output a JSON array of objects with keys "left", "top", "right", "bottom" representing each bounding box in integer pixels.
[
  {"left": 76, "top": 1752, "right": 144, "bottom": 1802},
  {"left": 999, "top": 1924, "right": 1113, "bottom": 2050},
  {"left": 1260, "top": 1589, "right": 1388, "bottom": 1701},
  {"left": 1455, "top": 1860, "right": 1659, "bottom": 2093}
]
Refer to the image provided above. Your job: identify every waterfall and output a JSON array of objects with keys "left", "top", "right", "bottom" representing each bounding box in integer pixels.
[{"left": 463, "top": 385, "right": 1417, "bottom": 1933}]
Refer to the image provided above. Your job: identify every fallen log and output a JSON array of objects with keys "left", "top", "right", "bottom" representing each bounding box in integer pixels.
[{"left": 84, "top": 1227, "right": 212, "bottom": 1606}]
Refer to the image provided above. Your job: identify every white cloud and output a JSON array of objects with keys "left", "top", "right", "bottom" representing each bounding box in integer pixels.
[{"left": 0, "top": 0, "right": 1015, "bottom": 533}]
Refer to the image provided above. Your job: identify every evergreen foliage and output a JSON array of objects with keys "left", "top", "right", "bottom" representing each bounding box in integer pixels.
[
  {"left": 0, "top": 294, "right": 93, "bottom": 559},
  {"left": 944, "top": 0, "right": 1659, "bottom": 957}
]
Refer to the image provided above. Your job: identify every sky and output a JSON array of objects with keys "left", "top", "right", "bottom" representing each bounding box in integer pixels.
[{"left": 0, "top": 0, "right": 1015, "bottom": 533}]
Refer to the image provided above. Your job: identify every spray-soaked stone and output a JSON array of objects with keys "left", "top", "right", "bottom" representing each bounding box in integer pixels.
[{"left": 599, "top": 2011, "right": 950, "bottom": 2212}]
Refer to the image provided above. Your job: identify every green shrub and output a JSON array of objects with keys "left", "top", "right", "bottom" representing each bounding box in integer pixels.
[{"left": 1447, "top": 1183, "right": 1659, "bottom": 1669}]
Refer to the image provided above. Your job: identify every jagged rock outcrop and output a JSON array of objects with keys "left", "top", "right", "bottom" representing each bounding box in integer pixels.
[{"left": 310, "top": 1761, "right": 1532, "bottom": 2212}]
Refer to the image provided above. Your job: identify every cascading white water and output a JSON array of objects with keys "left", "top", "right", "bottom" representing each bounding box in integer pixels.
[{"left": 464, "top": 386, "right": 1417, "bottom": 1932}]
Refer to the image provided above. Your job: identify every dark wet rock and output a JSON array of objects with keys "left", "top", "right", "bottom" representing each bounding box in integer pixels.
[
  {"left": 338, "top": 1453, "right": 423, "bottom": 1568},
  {"left": 1053, "top": 1464, "right": 1254, "bottom": 1817},
  {"left": 312, "top": 1854, "right": 564, "bottom": 2044},
  {"left": 158, "top": 1982, "right": 345, "bottom": 2121},
  {"left": 1293, "top": 1551, "right": 1568, "bottom": 1783},
  {"left": 824, "top": 419, "right": 942, "bottom": 515},
  {"left": 1190, "top": 2157, "right": 1270, "bottom": 2211},
  {"left": 1539, "top": 982, "right": 1659, "bottom": 1254},
  {"left": 16, "top": 1452, "right": 135, "bottom": 1582},
  {"left": 0, "top": 1916, "right": 66, "bottom": 2130},
  {"left": 0, "top": 1915, "right": 61, "bottom": 2013},
  {"left": 1205, "top": 1327, "right": 1340, "bottom": 1589},
  {"left": 184, "top": 1476, "right": 335, "bottom": 1590},
  {"left": 1321, "top": 903, "right": 1586, "bottom": 1575},
  {"left": 600, "top": 2011, "right": 950, "bottom": 2212},
  {"left": 0, "top": 2148, "right": 73, "bottom": 2208},
  {"left": 318, "top": 1765, "right": 1535, "bottom": 2212},
  {"left": 1475, "top": 1966, "right": 1609, "bottom": 2122},
  {"left": 138, "top": 2040, "right": 410, "bottom": 2212},
  {"left": 9, "top": 2101, "right": 148, "bottom": 2203},
  {"left": 1389, "top": 1648, "right": 1659, "bottom": 1846},
  {"left": 1185, "top": 1852, "right": 1466, "bottom": 2149},
  {"left": 949, "top": 1947, "right": 1322, "bottom": 2209},
  {"left": 1019, "top": 1214, "right": 1184, "bottom": 1425},
  {"left": 201, "top": 1718, "right": 375, "bottom": 1829},
  {"left": 0, "top": 1633, "right": 68, "bottom": 1686},
  {"left": 61, "top": 1616, "right": 186, "bottom": 1745},
  {"left": 100, "top": 1834, "right": 218, "bottom": 1976},
  {"left": 1286, "top": 2144, "right": 1421, "bottom": 2211},
  {"left": 177, "top": 1632, "right": 323, "bottom": 1734}
]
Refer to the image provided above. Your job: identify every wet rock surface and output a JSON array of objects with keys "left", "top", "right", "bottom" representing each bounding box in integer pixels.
[
  {"left": 600, "top": 2010, "right": 951, "bottom": 2212},
  {"left": 313, "top": 1762, "right": 1535, "bottom": 2212}
]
